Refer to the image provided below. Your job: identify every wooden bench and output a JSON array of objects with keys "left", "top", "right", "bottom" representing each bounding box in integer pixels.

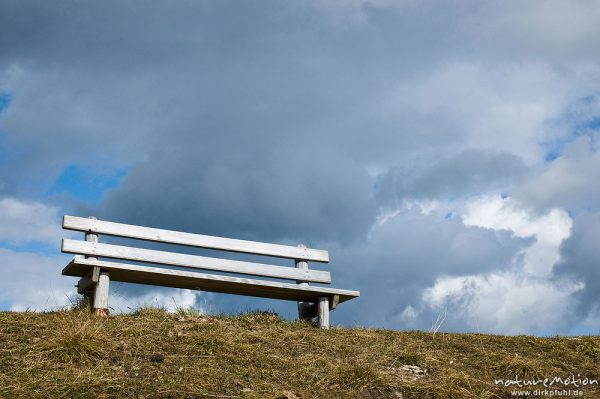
[{"left": 60, "top": 215, "right": 359, "bottom": 328}]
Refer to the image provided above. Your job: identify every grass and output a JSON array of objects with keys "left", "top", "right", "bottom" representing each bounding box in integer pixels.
[{"left": 0, "top": 308, "right": 598, "bottom": 398}]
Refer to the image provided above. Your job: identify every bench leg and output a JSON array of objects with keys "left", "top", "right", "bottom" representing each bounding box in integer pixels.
[
  {"left": 318, "top": 297, "right": 330, "bottom": 329},
  {"left": 93, "top": 271, "right": 110, "bottom": 317}
]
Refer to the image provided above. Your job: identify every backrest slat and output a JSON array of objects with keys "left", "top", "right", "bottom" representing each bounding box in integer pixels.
[
  {"left": 61, "top": 239, "right": 332, "bottom": 284},
  {"left": 63, "top": 215, "right": 329, "bottom": 263}
]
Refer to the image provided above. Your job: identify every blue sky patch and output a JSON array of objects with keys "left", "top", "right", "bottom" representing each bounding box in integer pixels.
[
  {"left": 545, "top": 116, "right": 600, "bottom": 160},
  {"left": 588, "top": 116, "right": 600, "bottom": 131},
  {"left": 542, "top": 105, "right": 600, "bottom": 162},
  {"left": 0, "top": 92, "right": 12, "bottom": 114},
  {"left": 47, "top": 164, "right": 128, "bottom": 203},
  {"left": 0, "top": 241, "right": 57, "bottom": 256},
  {"left": 0, "top": 93, "right": 13, "bottom": 165},
  {"left": 544, "top": 148, "right": 560, "bottom": 162},
  {"left": 0, "top": 133, "right": 7, "bottom": 164}
]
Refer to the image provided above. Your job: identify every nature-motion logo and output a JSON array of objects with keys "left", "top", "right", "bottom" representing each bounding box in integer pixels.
[{"left": 494, "top": 374, "right": 598, "bottom": 388}]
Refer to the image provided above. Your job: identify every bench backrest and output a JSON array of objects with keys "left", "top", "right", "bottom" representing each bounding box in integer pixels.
[{"left": 61, "top": 215, "right": 331, "bottom": 284}]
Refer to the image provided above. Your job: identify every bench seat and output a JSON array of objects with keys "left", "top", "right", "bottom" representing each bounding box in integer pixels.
[{"left": 63, "top": 257, "right": 360, "bottom": 304}]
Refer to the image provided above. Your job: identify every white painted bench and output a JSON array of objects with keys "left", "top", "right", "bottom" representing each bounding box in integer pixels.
[{"left": 60, "top": 216, "right": 359, "bottom": 328}]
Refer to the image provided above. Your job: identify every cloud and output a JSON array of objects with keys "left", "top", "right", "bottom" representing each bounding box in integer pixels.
[
  {"left": 1, "top": 1, "right": 596, "bottom": 197},
  {"left": 554, "top": 211, "right": 600, "bottom": 326},
  {"left": 421, "top": 271, "right": 582, "bottom": 335},
  {"left": 0, "top": 197, "right": 62, "bottom": 245},
  {"left": 515, "top": 136, "right": 600, "bottom": 211},
  {"left": 353, "top": 196, "right": 577, "bottom": 334},
  {"left": 458, "top": 1, "right": 600, "bottom": 64},
  {"left": 0, "top": 196, "right": 77, "bottom": 311},
  {"left": 99, "top": 144, "right": 376, "bottom": 244},
  {"left": 376, "top": 149, "right": 527, "bottom": 205},
  {"left": 329, "top": 203, "right": 531, "bottom": 329},
  {"left": 0, "top": 1, "right": 599, "bottom": 334},
  {"left": 0, "top": 248, "right": 73, "bottom": 310},
  {"left": 414, "top": 196, "right": 577, "bottom": 334},
  {"left": 462, "top": 196, "right": 572, "bottom": 275},
  {"left": 107, "top": 285, "right": 204, "bottom": 314}
]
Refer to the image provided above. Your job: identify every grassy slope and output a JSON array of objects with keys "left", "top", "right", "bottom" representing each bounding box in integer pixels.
[{"left": 0, "top": 309, "right": 599, "bottom": 399}]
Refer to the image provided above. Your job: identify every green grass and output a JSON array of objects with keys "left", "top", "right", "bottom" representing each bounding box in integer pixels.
[{"left": 0, "top": 309, "right": 598, "bottom": 398}]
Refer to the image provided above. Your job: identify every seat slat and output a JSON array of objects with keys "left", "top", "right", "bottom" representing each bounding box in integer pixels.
[
  {"left": 63, "top": 257, "right": 359, "bottom": 303},
  {"left": 61, "top": 239, "right": 331, "bottom": 284},
  {"left": 63, "top": 215, "right": 329, "bottom": 262}
]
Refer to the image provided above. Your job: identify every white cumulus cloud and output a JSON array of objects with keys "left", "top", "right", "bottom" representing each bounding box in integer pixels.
[
  {"left": 462, "top": 196, "right": 572, "bottom": 275},
  {"left": 0, "top": 248, "right": 73, "bottom": 311},
  {"left": 415, "top": 195, "right": 578, "bottom": 334},
  {"left": 422, "top": 272, "right": 582, "bottom": 335},
  {"left": 0, "top": 197, "right": 62, "bottom": 245}
]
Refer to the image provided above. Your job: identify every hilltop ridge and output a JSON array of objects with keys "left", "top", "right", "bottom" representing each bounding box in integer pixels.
[{"left": 0, "top": 309, "right": 598, "bottom": 398}]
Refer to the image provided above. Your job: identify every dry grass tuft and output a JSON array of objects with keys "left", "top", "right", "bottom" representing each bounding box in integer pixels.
[{"left": 38, "top": 319, "right": 107, "bottom": 364}]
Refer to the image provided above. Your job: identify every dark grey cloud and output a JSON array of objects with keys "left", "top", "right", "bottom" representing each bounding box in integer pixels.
[
  {"left": 1, "top": 1, "right": 597, "bottom": 208},
  {"left": 554, "top": 212, "right": 600, "bottom": 317},
  {"left": 3, "top": 0, "right": 586, "bottom": 199},
  {"left": 99, "top": 143, "right": 376, "bottom": 244},
  {"left": 376, "top": 149, "right": 528, "bottom": 206},
  {"left": 1, "top": 0, "right": 428, "bottom": 199}
]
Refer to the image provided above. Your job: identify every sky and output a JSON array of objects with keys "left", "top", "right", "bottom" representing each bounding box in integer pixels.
[{"left": 0, "top": 0, "right": 599, "bottom": 335}]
